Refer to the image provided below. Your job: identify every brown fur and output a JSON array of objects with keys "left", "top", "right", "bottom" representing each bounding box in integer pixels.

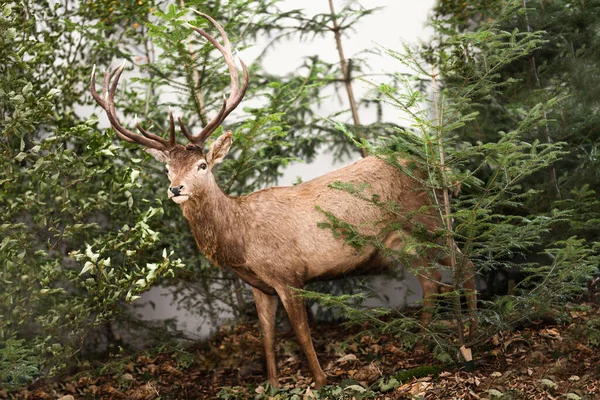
[{"left": 157, "top": 142, "right": 477, "bottom": 388}]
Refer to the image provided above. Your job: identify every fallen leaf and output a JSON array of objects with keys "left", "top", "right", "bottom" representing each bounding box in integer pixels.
[
  {"left": 353, "top": 363, "right": 381, "bottom": 383},
  {"left": 303, "top": 386, "right": 315, "bottom": 400},
  {"left": 336, "top": 354, "right": 358, "bottom": 363},
  {"left": 539, "top": 378, "right": 558, "bottom": 390},
  {"left": 130, "top": 383, "right": 157, "bottom": 400}
]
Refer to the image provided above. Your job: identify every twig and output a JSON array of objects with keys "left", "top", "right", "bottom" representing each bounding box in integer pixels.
[
  {"left": 522, "top": 0, "right": 561, "bottom": 199},
  {"left": 327, "top": 0, "right": 367, "bottom": 158},
  {"left": 432, "top": 69, "right": 465, "bottom": 346}
]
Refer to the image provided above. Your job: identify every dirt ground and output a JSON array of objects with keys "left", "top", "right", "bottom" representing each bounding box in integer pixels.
[{"left": 4, "top": 303, "right": 600, "bottom": 400}]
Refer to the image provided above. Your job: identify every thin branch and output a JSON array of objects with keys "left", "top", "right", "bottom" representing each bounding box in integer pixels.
[
  {"left": 327, "top": 0, "right": 367, "bottom": 158},
  {"left": 432, "top": 69, "right": 465, "bottom": 347},
  {"left": 522, "top": 0, "right": 561, "bottom": 199}
]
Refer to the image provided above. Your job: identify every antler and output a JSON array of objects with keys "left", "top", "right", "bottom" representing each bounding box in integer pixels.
[
  {"left": 180, "top": 11, "right": 249, "bottom": 145},
  {"left": 90, "top": 63, "right": 176, "bottom": 151},
  {"left": 90, "top": 12, "right": 248, "bottom": 151}
]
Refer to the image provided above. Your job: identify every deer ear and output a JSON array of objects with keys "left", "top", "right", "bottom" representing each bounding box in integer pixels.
[
  {"left": 145, "top": 148, "right": 169, "bottom": 163},
  {"left": 207, "top": 131, "right": 232, "bottom": 165}
]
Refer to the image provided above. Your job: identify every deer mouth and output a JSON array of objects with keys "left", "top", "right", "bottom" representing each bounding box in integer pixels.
[{"left": 169, "top": 194, "right": 190, "bottom": 204}]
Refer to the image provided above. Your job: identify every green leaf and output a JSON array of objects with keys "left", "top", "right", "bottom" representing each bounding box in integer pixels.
[
  {"left": 3, "top": 4, "right": 12, "bottom": 16},
  {"left": 80, "top": 261, "right": 94, "bottom": 275},
  {"left": 22, "top": 82, "right": 33, "bottom": 95}
]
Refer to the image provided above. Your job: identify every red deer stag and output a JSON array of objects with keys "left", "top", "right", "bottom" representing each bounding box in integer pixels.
[{"left": 90, "top": 12, "right": 476, "bottom": 389}]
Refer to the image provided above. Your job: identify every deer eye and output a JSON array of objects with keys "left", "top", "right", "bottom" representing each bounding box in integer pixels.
[{"left": 197, "top": 161, "right": 207, "bottom": 171}]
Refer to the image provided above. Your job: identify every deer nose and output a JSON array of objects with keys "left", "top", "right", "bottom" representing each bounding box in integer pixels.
[{"left": 170, "top": 185, "right": 184, "bottom": 196}]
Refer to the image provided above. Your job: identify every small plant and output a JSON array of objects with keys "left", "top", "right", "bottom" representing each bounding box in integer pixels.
[
  {"left": 0, "top": 337, "right": 40, "bottom": 389},
  {"left": 586, "top": 317, "right": 600, "bottom": 348},
  {"left": 171, "top": 348, "right": 196, "bottom": 370}
]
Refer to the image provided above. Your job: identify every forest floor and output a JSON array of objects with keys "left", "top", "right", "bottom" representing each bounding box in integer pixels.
[{"left": 4, "top": 301, "right": 600, "bottom": 400}]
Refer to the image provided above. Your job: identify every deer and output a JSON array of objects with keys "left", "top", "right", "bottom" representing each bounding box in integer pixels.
[{"left": 90, "top": 12, "right": 477, "bottom": 389}]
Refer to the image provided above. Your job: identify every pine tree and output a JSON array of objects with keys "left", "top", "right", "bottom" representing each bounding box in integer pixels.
[{"left": 305, "top": 0, "right": 599, "bottom": 360}]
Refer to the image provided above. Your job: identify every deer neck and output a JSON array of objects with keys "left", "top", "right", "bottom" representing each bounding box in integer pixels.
[{"left": 180, "top": 182, "right": 246, "bottom": 268}]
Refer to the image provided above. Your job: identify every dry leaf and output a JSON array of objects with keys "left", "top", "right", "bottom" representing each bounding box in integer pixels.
[
  {"left": 129, "top": 383, "right": 157, "bottom": 400},
  {"left": 353, "top": 363, "right": 381, "bottom": 383},
  {"left": 409, "top": 381, "right": 432, "bottom": 396},
  {"left": 303, "top": 386, "right": 315, "bottom": 400},
  {"left": 337, "top": 354, "right": 359, "bottom": 363}
]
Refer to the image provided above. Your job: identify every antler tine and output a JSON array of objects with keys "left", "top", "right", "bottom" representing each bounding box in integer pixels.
[
  {"left": 195, "top": 61, "right": 248, "bottom": 143},
  {"left": 195, "top": 96, "right": 228, "bottom": 143},
  {"left": 191, "top": 11, "right": 238, "bottom": 93},
  {"left": 91, "top": 65, "right": 135, "bottom": 144},
  {"left": 177, "top": 96, "right": 225, "bottom": 144},
  {"left": 106, "top": 65, "right": 167, "bottom": 149},
  {"left": 90, "top": 65, "right": 106, "bottom": 109},
  {"left": 91, "top": 63, "right": 174, "bottom": 151},
  {"left": 182, "top": 12, "right": 248, "bottom": 145},
  {"left": 134, "top": 115, "right": 172, "bottom": 147},
  {"left": 168, "top": 107, "right": 176, "bottom": 147},
  {"left": 221, "top": 59, "right": 249, "bottom": 119},
  {"left": 185, "top": 23, "right": 239, "bottom": 97},
  {"left": 192, "top": 10, "right": 231, "bottom": 48},
  {"left": 177, "top": 116, "right": 195, "bottom": 143}
]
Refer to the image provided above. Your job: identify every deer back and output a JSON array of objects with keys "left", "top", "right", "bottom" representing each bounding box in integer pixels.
[{"left": 233, "top": 156, "right": 435, "bottom": 286}]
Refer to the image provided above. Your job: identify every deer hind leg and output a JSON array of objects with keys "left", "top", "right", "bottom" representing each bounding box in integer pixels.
[
  {"left": 252, "top": 287, "right": 279, "bottom": 388},
  {"left": 414, "top": 257, "right": 442, "bottom": 327},
  {"left": 439, "top": 245, "right": 478, "bottom": 338},
  {"left": 383, "top": 233, "right": 441, "bottom": 327},
  {"left": 275, "top": 286, "right": 327, "bottom": 389}
]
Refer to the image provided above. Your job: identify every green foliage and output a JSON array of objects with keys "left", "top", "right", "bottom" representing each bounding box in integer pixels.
[
  {"left": 2, "top": 0, "right": 382, "bottom": 388},
  {"left": 433, "top": 0, "right": 600, "bottom": 235},
  {"left": 243, "top": 379, "right": 377, "bottom": 400},
  {"left": 392, "top": 365, "right": 441, "bottom": 384},
  {"left": 306, "top": 0, "right": 598, "bottom": 362},
  {"left": 1, "top": 0, "right": 184, "bottom": 386},
  {"left": 586, "top": 317, "right": 600, "bottom": 348},
  {"left": 218, "top": 367, "right": 442, "bottom": 399},
  {"left": 0, "top": 337, "right": 40, "bottom": 389},
  {"left": 3, "top": 0, "right": 599, "bottom": 392}
]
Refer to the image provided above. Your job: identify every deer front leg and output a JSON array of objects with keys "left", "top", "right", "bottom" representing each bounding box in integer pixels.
[
  {"left": 276, "top": 286, "right": 327, "bottom": 389},
  {"left": 252, "top": 287, "right": 279, "bottom": 388}
]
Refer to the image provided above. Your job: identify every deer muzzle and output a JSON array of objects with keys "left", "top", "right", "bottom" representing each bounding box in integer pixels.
[
  {"left": 170, "top": 185, "right": 184, "bottom": 196},
  {"left": 168, "top": 185, "right": 189, "bottom": 204}
]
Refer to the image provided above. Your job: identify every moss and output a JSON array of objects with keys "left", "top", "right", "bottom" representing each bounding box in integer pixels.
[{"left": 392, "top": 365, "right": 441, "bottom": 383}]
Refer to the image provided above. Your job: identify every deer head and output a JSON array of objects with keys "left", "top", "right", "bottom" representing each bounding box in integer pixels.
[{"left": 90, "top": 11, "right": 248, "bottom": 205}]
